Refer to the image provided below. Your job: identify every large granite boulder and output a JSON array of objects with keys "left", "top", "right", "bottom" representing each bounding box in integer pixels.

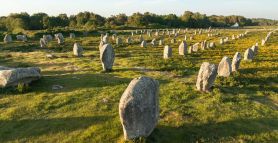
[
  {"left": 217, "top": 56, "right": 232, "bottom": 77},
  {"left": 196, "top": 62, "right": 217, "bottom": 92},
  {"left": 119, "top": 76, "right": 159, "bottom": 140},
  {"left": 100, "top": 44, "right": 115, "bottom": 71},
  {"left": 0, "top": 67, "right": 41, "bottom": 88}
]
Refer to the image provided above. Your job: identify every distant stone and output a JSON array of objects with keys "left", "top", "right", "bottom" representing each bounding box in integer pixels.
[
  {"left": 119, "top": 76, "right": 159, "bottom": 140},
  {"left": 163, "top": 45, "right": 172, "bottom": 59},
  {"left": 0, "top": 67, "right": 41, "bottom": 88},
  {"left": 179, "top": 41, "right": 187, "bottom": 55},
  {"left": 192, "top": 43, "right": 199, "bottom": 52},
  {"left": 232, "top": 52, "right": 241, "bottom": 72},
  {"left": 171, "top": 38, "right": 176, "bottom": 44},
  {"left": 141, "top": 40, "right": 147, "bottom": 48},
  {"left": 151, "top": 39, "right": 157, "bottom": 47},
  {"left": 220, "top": 38, "right": 224, "bottom": 45},
  {"left": 244, "top": 48, "right": 254, "bottom": 61},
  {"left": 46, "top": 54, "right": 56, "bottom": 59},
  {"left": 251, "top": 45, "right": 258, "bottom": 54},
  {"left": 40, "top": 38, "right": 47, "bottom": 48},
  {"left": 73, "top": 43, "right": 83, "bottom": 57},
  {"left": 16, "top": 35, "right": 27, "bottom": 42},
  {"left": 126, "top": 37, "right": 132, "bottom": 44},
  {"left": 100, "top": 44, "right": 115, "bottom": 71},
  {"left": 102, "top": 35, "right": 109, "bottom": 44},
  {"left": 52, "top": 85, "right": 64, "bottom": 90},
  {"left": 159, "top": 39, "right": 164, "bottom": 46},
  {"left": 196, "top": 62, "right": 217, "bottom": 92},
  {"left": 116, "top": 37, "right": 123, "bottom": 45},
  {"left": 55, "top": 33, "right": 64, "bottom": 45},
  {"left": 218, "top": 56, "right": 232, "bottom": 77},
  {"left": 70, "top": 33, "right": 76, "bottom": 38},
  {"left": 209, "top": 42, "right": 215, "bottom": 48},
  {"left": 4, "top": 34, "right": 12, "bottom": 43}
]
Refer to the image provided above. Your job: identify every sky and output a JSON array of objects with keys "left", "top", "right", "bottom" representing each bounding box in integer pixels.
[{"left": 0, "top": 0, "right": 277, "bottom": 19}]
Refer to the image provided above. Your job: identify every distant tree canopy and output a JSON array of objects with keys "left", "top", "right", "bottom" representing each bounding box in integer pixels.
[{"left": 0, "top": 11, "right": 277, "bottom": 32}]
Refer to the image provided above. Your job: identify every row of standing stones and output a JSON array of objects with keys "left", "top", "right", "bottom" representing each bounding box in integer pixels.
[{"left": 0, "top": 28, "right": 276, "bottom": 140}]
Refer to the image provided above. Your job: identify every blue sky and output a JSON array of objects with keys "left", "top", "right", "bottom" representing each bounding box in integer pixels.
[{"left": 0, "top": 0, "right": 277, "bottom": 19}]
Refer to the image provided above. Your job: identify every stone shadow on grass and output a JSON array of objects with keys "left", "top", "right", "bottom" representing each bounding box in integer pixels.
[
  {"left": 0, "top": 115, "right": 111, "bottom": 142},
  {"left": 147, "top": 118, "right": 278, "bottom": 143}
]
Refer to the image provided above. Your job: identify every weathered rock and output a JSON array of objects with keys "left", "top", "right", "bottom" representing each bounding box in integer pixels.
[
  {"left": 55, "top": 33, "right": 64, "bottom": 45},
  {"left": 43, "top": 35, "right": 53, "bottom": 42},
  {"left": 116, "top": 37, "right": 123, "bottom": 45},
  {"left": 119, "top": 76, "right": 159, "bottom": 140},
  {"left": 171, "top": 38, "right": 176, "bottom": 44},
  {"left": 179, "top": 41, "right": 187, "bottom": 55},
  {"left": 244, "top": 48, "right": 254, "bottom": 61},
  {"left": 196, "top": 62, "right": 217, "bottom": 92},
  {"left": 102, "top": 35, "right": 109, "bottom": 44},
  {"left": 159, "top": 39, "right": 164, "bottom": 46},
  {"left": 163, "top": 45, "right": 172, "bottom": 59},
  {"left": 73, "top": 43, "right": 83, "bottom": 57},
  {"left": 209, "top": 42, "right": 215, "bottom": 48},
  {"left": 220, "top": 38, "right": 224, "bottom": 45},
  {"left": 251, "top": 45, "right": 258, "bottom": 54},
  {"left": 126, "top": 37, "right": 132, "bottom": 44},
  {"left": 218, "top": 56, "right": 232, "bottom": 77},
  {"left": 192, "top": 43, "right": 199, "bottom": 52},
  {"left": 100, "top": 44, "right": 115, "bottom": 71},
  {"left": 70, "top": 33, "right": 76, "bottom": 38},
  {"left": 0, "top": 67, "right": 41, "bottom": 88},
  {"left": 151, "top": 39, "right": 157, "bottom": 47},
  {"left": 16, "top": 35, "right": 27, "bottom": 42},
  {"left": 4, "top": 34, "right": 12, "bottom": 43},
  {"left": 141, "top": 40, "right": 147, "bottom": 48},
  {"left": 232, "top": 52, "right": 241, "bottom": 72},
  {"left": 40, "top": 38, "right": 47, "bottom": 48}
]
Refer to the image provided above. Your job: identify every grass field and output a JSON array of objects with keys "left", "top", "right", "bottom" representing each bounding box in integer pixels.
[{"left": 0, "top": 27, "right": 277, "bottom": 143}]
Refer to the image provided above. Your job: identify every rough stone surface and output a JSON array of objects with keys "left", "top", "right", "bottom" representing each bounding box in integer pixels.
[
  {"left": 16, "top": 35, "right": 27, "bottom": 42},
  {"left": 73, "top": 43, "right": 83, "bottom": 57},
  {"left": 141, "top": 40, "right": 147, "bottom": 48},
  {"left": 4, "top": 34, "right": 12, "bottom": 43},
  {"left": 40, "top": 38, "right": 47, "bottom": 48},
  {"left": 244, "top": 48, "right": 254, "bottom": 61},
  {"left": 119, "top": 76, "right": 159, "bottom": 140},
  {"left": 163, "top": 45, "right": 172, "bottom": 59},
  {"left": 116, "top": 37, "right": 123, "bottom": 45},
  {"left": 100, "top": 44, "right": 115, "bottom": 71},
  {"left": 196, "top": 62, "right": 217, "bottom": 92},
  {"left": 0, "top": 67, "right": 41, "bottom": 88},
  {"left": 232, "top": 52, "right": 241, "bottom": 72},
  {"left": 218, "top": 56, "right": 232, "bottom": 77},
  {"left": 179, "top": 41, "right": 187, "bottom": 55}
]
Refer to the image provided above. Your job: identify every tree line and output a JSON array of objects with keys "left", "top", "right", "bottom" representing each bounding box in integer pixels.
[{"left": 0, "top": 11, "right": 277, "bottom": 32}]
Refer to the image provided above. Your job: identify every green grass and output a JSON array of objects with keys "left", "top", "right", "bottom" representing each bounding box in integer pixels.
[{"left": 0, "top": 27, "right": 277, "bottom": 143}]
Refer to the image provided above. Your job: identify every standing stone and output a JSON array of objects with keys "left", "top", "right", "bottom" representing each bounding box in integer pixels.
[
  {"left": 126, "top": 37, "right": 132, "bottom": 44},
  {"left": 220, "top": 38, "right": 224, "bottom": 45},
  {"left": 244, "top": 48, "right": 254, "bottom": 61},
  {"left": 192, "top": 43, "right": 199, "bottom": 52},
  {"left": 141, "top": 40, "right": 147, "bottom": 48},
  {"left": 16, "top": 35, "right": 27, "bottom": 42},
  {"left": 179, "top": 41, "right": 187, "bottom": 55},
  {"left": 40, "top": 38, "right": 47, "bottom": 48},
  {"left": 102, "top": 35, "right": 109, "bottom": 44},
  {"left": 251, "top": 45, "right": 258, "bottom": 54},
  {"left": 70, "top": 33, "right": 76, "bottom": 38},
  {"left": 209, "top": 42, "right": 215, "bottom": 48},
  {"left": 73, "top": 43, "right": 83, "bottom": 57},
  {"left": 232, "top": 52, "right": 241, "bottom": 72},
  {"left": 55, "top": 33, "right": 64, "bottom": 45},
  {"left": 119, "top": 76, "right": 159, "bottom": 140},
  {"left": 163, "top": 45, "right": 172, "bottom": 59},
  {"left": 116, "top": 37, "right": 123, "bottom": 45},
  {"left": 4, "top": 34, "right": 12, "bottom": 43},
  {"left": 139, "top": 35, "right": 144, "bottom": 42},
  {"left": 218, "top": 56, "right": 232, "bottom": 77},
  {"left": 184, "top": 35, "right": 187, "bottom": 41},
  {"left": 188, "top": 46, "right": 193, "bottom": 54},
  {"left": 171, "top": 38, "right": 176, "bottom": 44},
  {"left": 196, "top": 62, "right": 217, "bottom": 92},
  {"left": 100, "top": 44, "right": 115, "bottom": 71},
  {"left": 159, "top": 39, "right": 164, "bottom": 46},
  {"left": 151, "top": 39, "right": 157, "bottom": 47}
]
